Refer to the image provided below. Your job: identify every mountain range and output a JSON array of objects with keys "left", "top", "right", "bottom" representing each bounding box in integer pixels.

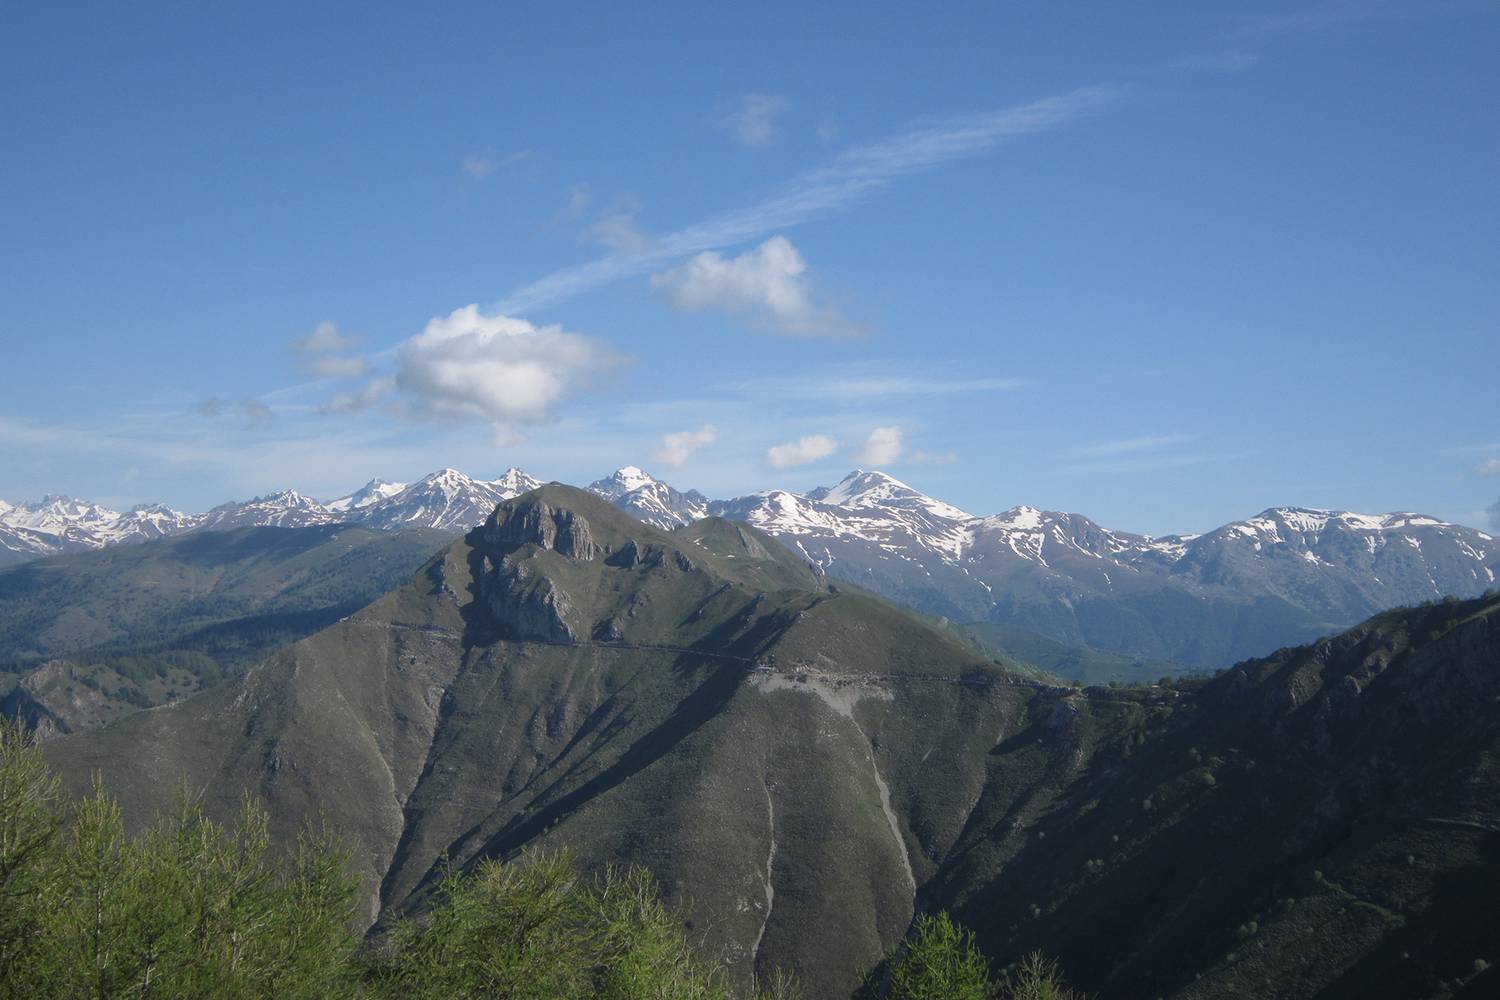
[
  {"left": 8, "top": 464, "right": 1488, "bottom": 668},
  {"left": 0, "top": 468, "right": 543, "bottom": 564},
  {"left": 41, "top": 487, "right": 1500, "bottom": 997},
  {"left": 5, "top": 466, "right": 1495, "bottom": 666}
]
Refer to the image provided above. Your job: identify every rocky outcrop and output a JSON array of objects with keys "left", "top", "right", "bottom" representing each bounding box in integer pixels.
[
  {"left": 481, "top": 560, "right": 579, "bottom": 643},
  {"left": 484, "top": 500, "right": 598, "bottom": 561}
]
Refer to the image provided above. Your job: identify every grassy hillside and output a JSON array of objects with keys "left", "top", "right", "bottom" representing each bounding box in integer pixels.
[
  {"left": 0, "top": 524, "right": 452, "bottom": 735},
  {"left": 961, "top": 620, "right": 1191, "bottom": 685},
  {"left": 928, "top": 593, "right": 1500, "bottom": 998},
  {"left": 41, "top": 488, "right": 1500, "bottom": 997}
]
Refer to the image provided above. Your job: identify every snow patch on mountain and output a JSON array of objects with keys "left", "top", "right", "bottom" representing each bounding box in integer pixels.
[
  {"left": 326, "top": 479, "right": 408, "bottom": 513},
  {"left": 587, "top": 467, "right": 710, "bottom": 529}
]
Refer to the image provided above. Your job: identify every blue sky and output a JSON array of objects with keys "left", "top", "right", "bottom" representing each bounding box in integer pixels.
[{"left": 2, "top": 0, "right": 1498, "bottom": 535}]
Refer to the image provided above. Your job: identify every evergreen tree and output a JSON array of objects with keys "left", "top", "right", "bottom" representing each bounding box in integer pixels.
[
  {"left": 0, "top": 718, "right": 63, "bottom": 995},
  {"left": 886, "top": 912, "right": 991, "bottom": 1000}
]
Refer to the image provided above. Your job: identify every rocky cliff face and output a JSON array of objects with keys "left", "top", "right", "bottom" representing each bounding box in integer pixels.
[{"left": 482, "top": 498, "right": 600, "bottom": 561}]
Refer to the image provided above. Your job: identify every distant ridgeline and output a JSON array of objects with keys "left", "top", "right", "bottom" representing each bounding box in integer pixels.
[
  {"left": 0, "top": 524, "right": 452, "bottom": 738},
  {"left": 5, "top": 467, "right": 1496, "bottom": 671},
  {"left": 29, "top": 487, "right": 1500, "bottom": 997}
]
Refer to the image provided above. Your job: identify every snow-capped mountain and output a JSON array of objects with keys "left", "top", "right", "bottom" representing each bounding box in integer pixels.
[
  {"left": 195, "top": 490, "right": 340, "bottom": 532},
  {"left": 325, "top": 479, "right": 408, "bottom": 513},
  {"left": 0, "top": 468, "right": 543, "bottom": 565},
  {"left": 693, "top": 471, "right": 1497, "bottom": 665},
  {"left": 355, "top": 468, "right": 542, "bottom": 532},
  {"left": 709, "top": 470, "right": 974, "bottom": 563},
  {"left": 0, "top": 496, "right": 201, "bottom": 565},
  {"left": 587, "top": 467, "right": 710, "bottom": 529},
  {"left": 4, "top": 465, "right": 1494, "bottom": 666}
]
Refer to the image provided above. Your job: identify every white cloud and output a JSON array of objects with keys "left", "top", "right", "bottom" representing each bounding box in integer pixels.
[
  {"left": 241, "top": 400, "right": 273, "bottom": 427},
  {"left": 389, "top": 305, "right": 624, "bottom": 435},
  {"left": 766, "top": 434, "right": 837, "bottom": 469},
  {"left": 195, "top": 397, "right": 275, "bottom": 427},
  {"left": 307, "top": 355, "right": 370, "bottom": 379},
  {"left": 854, "top": 425, "right": 903, "bottom": 466},
  {"left": 726, "top": 93, "right": 788, "bottom": 147},
  {"left": 911, "top": 449, "right": 959, "bottom": 465},
  {"left": 1476, "top": 458, "right": 1500, "bottom": 476},
  {"left": 650, "top": 235, "right": 849, "bottom": 337},
  {"left": 462, "top": 150, "right": 529, "bottom": 177},
  {"left": 496, "top": 85, "right": 1120, "bottom": 316},
  {"left": 293, "top": 321, "right": 363, "bottom": 353},
  {"left": 322, "top": 377, "right": 394, "bottom": 415},
  {"left": 656, "top": 424, "right": 718, "bottom": 467},
  {"left": 719, "top": 371, "right": 1025, "bottom": 400}
]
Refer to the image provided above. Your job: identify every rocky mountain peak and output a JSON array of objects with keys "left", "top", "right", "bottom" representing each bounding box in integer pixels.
[
  {"left": 808, "top": 469, "right": 973, "bottom": 520},
  {"left": 587, "top": 466, "right": 660, "bottom": 501},
  {"left": 491, "top": 467, "right": 543, "bottom": 493},
  {"left": 483, "top": 495, "right": 599, "bottom": 562}
]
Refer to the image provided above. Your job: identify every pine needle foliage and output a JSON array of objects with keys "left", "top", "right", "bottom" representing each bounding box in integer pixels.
[{"left": 0, "top": 718, "right": 809, "bottom": 999}]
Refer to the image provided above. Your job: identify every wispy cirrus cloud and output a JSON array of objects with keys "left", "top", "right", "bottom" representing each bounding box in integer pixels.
[
  {"left": 722, "top": 93, "right": 789, "bottom": 147},
  {"left": 1063, "top": 433, "right": 1246, "bottom": 475},
  {"left": 292, "top": 321, "right": 363, "bottom": 354},
  {"left": 584, "top": 196, "right": 652, "bottom": 254},
  {"left": 195, "top": 397, "right": 275, "bottom": 427},
  {"left": 495, "top": 84, "right": 1123, "bottom": 315},
  {"left": 719, "top": 370, "right": 1025, "bottom": 401},
  {"left": 290, "top": 322, "right": 370, "bottom": 380},
  {"left": 1230, "top": 0, "right": 1488, "bottom": 38},
  {"left": 1078, "top": 433, "right": 1197, "bottom": 457},
  {"left": 461, "top": 149, "right": 530, "bottom": 178},
  {"left": 305, "top": 355, "right": 371, "bottom": 379},
  {"left": 1475, "top": 458, "right": 1500, "bottom": 476}
]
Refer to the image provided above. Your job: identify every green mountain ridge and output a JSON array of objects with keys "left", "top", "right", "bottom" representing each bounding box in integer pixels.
[
  {"left": 0, "top": 523, "right": 455, "bottom": 735},
  {"left": 40, "top": 487, "right": 1500, "bottom": 997}
]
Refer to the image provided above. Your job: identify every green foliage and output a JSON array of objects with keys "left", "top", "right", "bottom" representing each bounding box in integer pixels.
[
  {"left": 860, "top": 913, "right": 1083, "bottom": 1000},
  {"left": 0, "top": 719, "right": 359, "bottom": 998},
  {"left": 995, "top": 952, "right": 1086, "bottom": 1000},
  {"left": 367, "top": 852, "right": 787, "bottom": 1000},
  {"left": 0, "top": 717, "right": 63, "bottom": 989},
  {"left": 0, "top": 722, "right": 804, "bottom": 998},
  {"left": 886, "top": 912, "right": 991, "bottom": 1000}
]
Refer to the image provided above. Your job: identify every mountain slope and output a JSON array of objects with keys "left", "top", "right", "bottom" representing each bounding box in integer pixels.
[
  {"left": 0, "top": 524, "right": 452, "bottom": 714},
  {"left": 42, "top": 486, "right": 1022, "bottom": 996},
  {"left": 40, "top": 486, "right": 1500, "bottom": 996},
  {"left": 926, "top": 592, "right": 1500, "bottom": 999}
]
